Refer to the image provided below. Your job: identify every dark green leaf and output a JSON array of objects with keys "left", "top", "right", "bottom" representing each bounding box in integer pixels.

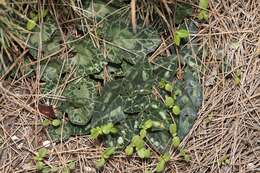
[
  {"left": 101, "top": 20, "right": 161, "bottom": 64},
  {"left": 175, "top": 3, "right": 193, "bottom": 24}
]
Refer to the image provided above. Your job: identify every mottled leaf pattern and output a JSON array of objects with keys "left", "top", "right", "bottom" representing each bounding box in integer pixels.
[
  {"left": 101, "top": 20, "right": 161, "bottom": 65},
  {"left": 71, "top": 39, "right": 105, "bottom": 75},
  {"left": 61, "top": 78, "right": 97, "bottom": 125},
  {"left": 28, "top": 18, "right": 58, "bottom": 57},
  {"left": 46, "top": 0, "right": 202, "bottom": 155}
]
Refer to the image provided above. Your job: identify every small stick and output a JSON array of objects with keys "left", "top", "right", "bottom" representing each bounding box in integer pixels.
[{"left": 131, "top": 0, "right": 137, "bottom": 33}]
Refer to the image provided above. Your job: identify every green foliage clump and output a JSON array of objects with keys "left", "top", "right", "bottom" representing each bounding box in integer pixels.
[
  {"left": 90, "top": 123, "right": 118, "bottom": 139},
  {"left": 9, "top": 0, "right": 203, "bottom": 171},
  {"left": 96, "top": 147, "right": 117, "bottom": 169},
  {"left": 33, "top": 148, "right": 76, "bottom": 173},
  {"left": 198, "top": 0, "right": 209, "bottom": 20},
  {"left": 156, "top": 153, "right": 171, "bottom": 172}
]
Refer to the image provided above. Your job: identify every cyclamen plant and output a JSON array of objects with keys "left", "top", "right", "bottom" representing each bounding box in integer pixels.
[{"left": 34, "top": 1, "right": 204, "bottom": 172}]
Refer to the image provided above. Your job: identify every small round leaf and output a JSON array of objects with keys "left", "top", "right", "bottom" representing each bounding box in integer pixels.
[
  {"left": 169, "top": 123, "right": 177, "bottom": 136},
  {"left": 165, "top": 83, "right": 173, "bottom": 92},
  {"left": 125, "top": 145, "right": 134, "bottom": 156},
  {"left": 172, "top": 105, "right": 181, "bottom": 115},
  {"left": 142, "top": 119, "right": 153, "bottom": 130},
  {"left": 156, "top": 160, "right": 166, "bottom": 172},
  {"left": 165, "top": 96, "right": 174, "bottom": 108},
  {"left": 95, "top": 158, "right": 106, "bottom": 169},
  {"left": 42, "top": 119, "right": 51, "bottom": 127},
  {"left": 131, "top": 135, "right": 144, "bottom": 150},
  {"left": 137, "top": 148, "right": 150, "bottom": 159},
  {"left": 140, "top": 129, "right": 147, "bottom": 139},
  {"left": 52, "top": 119, "right": 61, "bottom": 127},
  {"left": 172, "top": 136, "right": 180, "bottom": 148}
]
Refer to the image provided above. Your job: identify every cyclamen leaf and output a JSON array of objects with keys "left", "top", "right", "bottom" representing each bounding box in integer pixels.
[
  {"left": 72, "top": 39, "right": 104, "bottom": 75},
  {"left": 102, "top": 19, "right": 161, "bottom": 64},
  {"left": 27, "top": 18, "right": 59, "bottom": 58},
  {"left": 67, "top": 107, "right": 91, "bottom": 125},
  {"left": 41, "top": 60, "right": 61, "bottom": 82},
  {"left": 62, "top": 78, "right": 97, "bottom": 126},
  {"left": 86, "top": 1, "right": 116, "bottom": 18},
  {"left": 175, "top": 3, "right": 193, "bottom": 24},
  {"left": 46, "top": 18, "right": 203, "bottom": 156},
  {"left": 146, "top": 130, "right": 172, "bottom": 153}
]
